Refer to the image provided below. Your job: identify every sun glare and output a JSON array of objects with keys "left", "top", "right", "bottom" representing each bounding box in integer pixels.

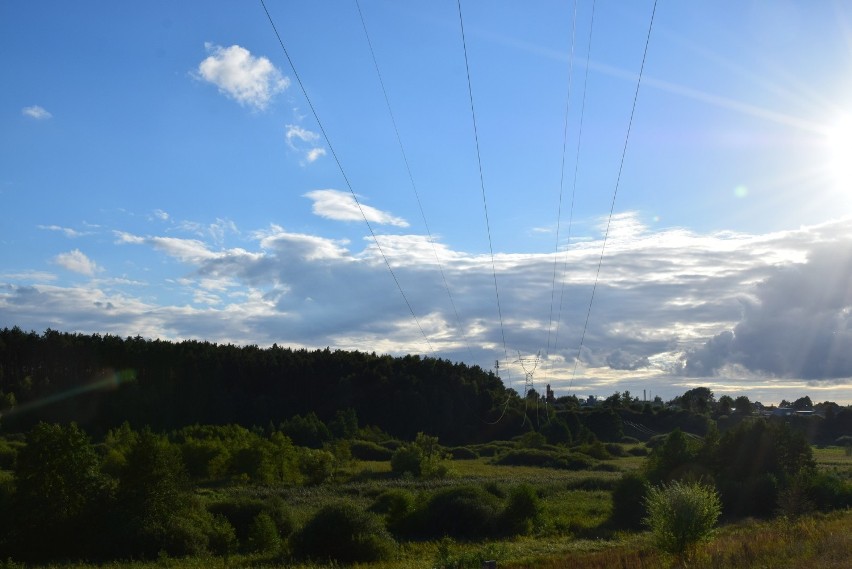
[{"left": 826, "top": 113, "right": 852, "bottom": 195}]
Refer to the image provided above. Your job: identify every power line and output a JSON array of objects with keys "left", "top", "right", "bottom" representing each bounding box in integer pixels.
[
  {"left": 354, "top": 0, "right": 475, "bottom": 360},
  {"left": 550, "top": 0, "right": 598, "bottom": 387},
  {"left": 569, "top": 0, "right": 659, "bottom": 392},
  {"left": 258, "top": 0, "right": 435, "bottom": 355},
  {"left": 544, "top": 0, "right": 580, "bottom": 383},
  {"left": 456, "top": 0, "right": 510, "bottom": 377}
]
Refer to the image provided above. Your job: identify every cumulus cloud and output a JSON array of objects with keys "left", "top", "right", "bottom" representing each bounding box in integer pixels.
[
  {"left": 286, "top": 125, "right": 326, "bottom": 164},
  {"left": 7, "top": 214, "right": 852, "bottom": 402},
  {"left": 22, "top": 105, "right": 52, "bottom": 120},
  {"left": 305, "top": 147, "right": 326, "bottom": 163},
  {"left": 197, "top": 43, "right": 289, "bottom": 110},
  {"left": 53, "top": 249, "right": 100, "bottom": 276},
  {"left": 286, "top": 124, "right": 320, "bottom": 144},
  {"left": 305, "top": 189, "right": 409, "bottom": 227},
  {"left": 682, "top": 243, "right": 852, "bottom": 380}
]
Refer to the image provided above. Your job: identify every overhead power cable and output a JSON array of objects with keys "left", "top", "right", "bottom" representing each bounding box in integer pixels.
[
  {"left": 354, "top": 0, "right": 475, "bottom": 360},
  {"left": 569, "top": 0, "right": 658, "bottom": 392},
  {"left": 544, "top": 0, "right": 580, "bottom": 382},
  {"left": 456, "top": 0, "right": 511, "bottom": 375},
  {"left": 259, "top": 0, "right": 435, "bottom": 355},
  {"left": 551, "top": 0, "right": 598, "bottom": 378}
]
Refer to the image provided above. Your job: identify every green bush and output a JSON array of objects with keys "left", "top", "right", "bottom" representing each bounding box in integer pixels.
[
  {"left": 299, "top": 448, "right": 335, "bottom": 485},
  {"left": 292, "top": 501, "right": 396, "bottom": 563},
  {"left": 644, "top": 480, "right": 721, "bottom": 557},
  {"left": 610, "top": 471, "right": 650, "bottom": 529},
  {"left": 350, "top": 440, "right": 393, "bottom": 461},
  {"left": 492, "top": 448, "right": 558, "bottom": 467},
  {"left": 247, "top": 512, "right": 281, "bottom": 553},
  {"left": 207, "top": 514, "right": 238, "bottom": 557},
  {"left": 209, "top": 495, "right": 294, "bottom": 548},
  {"left": 628, "top": 445, "right": 649, "bottom": 456},
  {"left": 0, "top": 440, "right": 20, "bottom": 470},
  {"left": 416, "top": 486, "right": 502, "bottom": 539},
  {"left": 501, "top": 484, "right": 541, "bottom": 534},
  {"left": 448, "top": 446, "right": 478, "bottom": 460},
  {"left": 368, "top": 489, "right": 414, "bottom": 533},
  {"left": 390, "top": 444, "right": 422, "bottom": 476},
  {"left": 576, "top": 440, "right": 612, "bottom": 460}
]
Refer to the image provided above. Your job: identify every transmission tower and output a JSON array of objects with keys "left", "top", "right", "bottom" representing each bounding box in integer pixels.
[{"left": 516, "top": 351, "right": 541, "bottom": 427}]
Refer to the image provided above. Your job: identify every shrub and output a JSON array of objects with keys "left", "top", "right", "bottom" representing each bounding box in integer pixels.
[
  {"left": 576, "top": 440, "right": 612, "bottom": 460},
  {"left": 292, "top": 501, "right": 396, "bottom": 563},
  {"left": 417, "top": 486, "right": 502, "bottom": 539},
  {"left": 644, "top": 480, "right": 721, "bottom": 557},
  {"left": 208, "top": 497, "right": 264, "bottom": 544},
  {"left": 448, "top": 446, "right": 478, "bottom": 460},
  {"left": 390, "top": 433, "right": 448, "bottom": 478},
  {"left": 247, "top": 512, "right": 280, "bottom": 553},
  {"left": 628, "top": 445, "right": 649, "bottom": 457},
  {"left": 207, "top": 514, "right": 238, "bottom": 557},
  {"left": 368, "top": 489, "right": 414, "bottom": 533},
  {"left": 350, "top": 440, "right": 393, "bottom": 461},
  {"left": 501, "top": 484, "right": 541, "bottom": 535},
  {"left": 610, "top": 471, "right": 650, "bottom": 529},
  {"left": 390, "top": 445, "right": 422, "bottom": 476},
  {"left": 209, "top": 495, "right": 294, "bottom": 548},
  {"left": 299, "top": 448, "right": 335, "bottom": 485}
]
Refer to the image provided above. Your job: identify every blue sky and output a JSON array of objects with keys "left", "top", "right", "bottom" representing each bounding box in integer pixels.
[{"left": 2, "top": 1, "right": 852, "bottom": 404}]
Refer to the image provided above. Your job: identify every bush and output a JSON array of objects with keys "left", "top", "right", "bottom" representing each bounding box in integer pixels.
[
  {"left": 368, "top": 489, "right": 414, "bottom": 533},
  {"left": 350, "top": 440, "right": 393, "bottom": 461},
  {"left": 207, "top": 514, "right": 238, "bottom": 557},
  {"left": 610, "top": 471, "right": 650, "bottom": 529},
  {"left": 501, "top": 484, "right": 541, "bottom": 535},
  {"left": 299, "top": 449, "right": 335, "bottom": 485},
  {"left": 576, "top": 440, "right": 612, "bottom": 460},
  {"left": 247, "top": 512, "right": 280, "bottom": 553},
  {"left": 417, "top": 486, "right": 502, "bottom": 540},
  {"left": 390, "top": 445, "right": 422, "bottom": 476},
  {"left": 644, "top": 480, "right": 721, "bottom": 557},
  {"left": 493, "top": 448, "right": 556, "bottom": 467},
  {"left": 292, "top": 501, "right": 396, "bottom": 563},
  {"left": 209, "top": 495, "right": 294, "bottom": 548},
  {"left": 448, "top": 446, "right": 478, "bottom": 460}
]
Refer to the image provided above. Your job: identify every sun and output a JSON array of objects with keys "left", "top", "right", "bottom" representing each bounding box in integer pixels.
[{"left": 825, "top": 113, "right": 852, "bottom": 194}]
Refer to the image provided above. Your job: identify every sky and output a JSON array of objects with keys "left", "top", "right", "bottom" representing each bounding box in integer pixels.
[{"left": 2, "top": 1, "right": 852, "bottom": 405}]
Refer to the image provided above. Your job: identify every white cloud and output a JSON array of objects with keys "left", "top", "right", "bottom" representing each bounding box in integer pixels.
[
  {"left": 306, "top": 148, "right": 326, "bottom": 163},
  {"left": 7, "top": 214, "right": 852, "bottom": 404},
  {"left": 286, "top": 125, "right": 326, "bottom": 164},
  {"left": 38, "top": 225, "right": 88, "bottom": 238},
  {"left": 113, "top": 231, "right": 145, "bottom": 245},
  {"left": 0, "top": 271, "right": 57, "bottom": 282},
  {"left": 153, "top": 209, "right": 170, "bottom": 221},
  {"left": 305, "top": 189, "right": 409, "bottom": 227},
  {"left": 22, "top": 105, "right": 52, "bottom": 120},
  {"left": 286, "top": 124, "right": 320, "bottom": 144},
  {"left": 53, "top": 249, "right": 100, "bottom": 276},
  {"left": 149, "top": 237, "right": 220, "bottom": 263},
  {"left": 197, "top": 43, "right": 289, "bottom": 110}
]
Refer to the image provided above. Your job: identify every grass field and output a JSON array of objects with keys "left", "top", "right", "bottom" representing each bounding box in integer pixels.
[{"left": 6, "top": 444, "right": 851, "bottom": 569}]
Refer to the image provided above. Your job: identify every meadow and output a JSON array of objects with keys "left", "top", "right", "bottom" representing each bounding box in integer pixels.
[{"left": 3, "top": 437, "right": 848, "bottom": 569}]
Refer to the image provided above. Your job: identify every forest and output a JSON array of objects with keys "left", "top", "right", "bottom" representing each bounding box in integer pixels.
[{"left": 0, "top": 327, "right": 850, "bottom": 567}]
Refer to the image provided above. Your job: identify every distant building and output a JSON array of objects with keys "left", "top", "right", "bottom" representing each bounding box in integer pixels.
[{"left": 545, "top": 384, "right": 555, "bottom": 404}]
